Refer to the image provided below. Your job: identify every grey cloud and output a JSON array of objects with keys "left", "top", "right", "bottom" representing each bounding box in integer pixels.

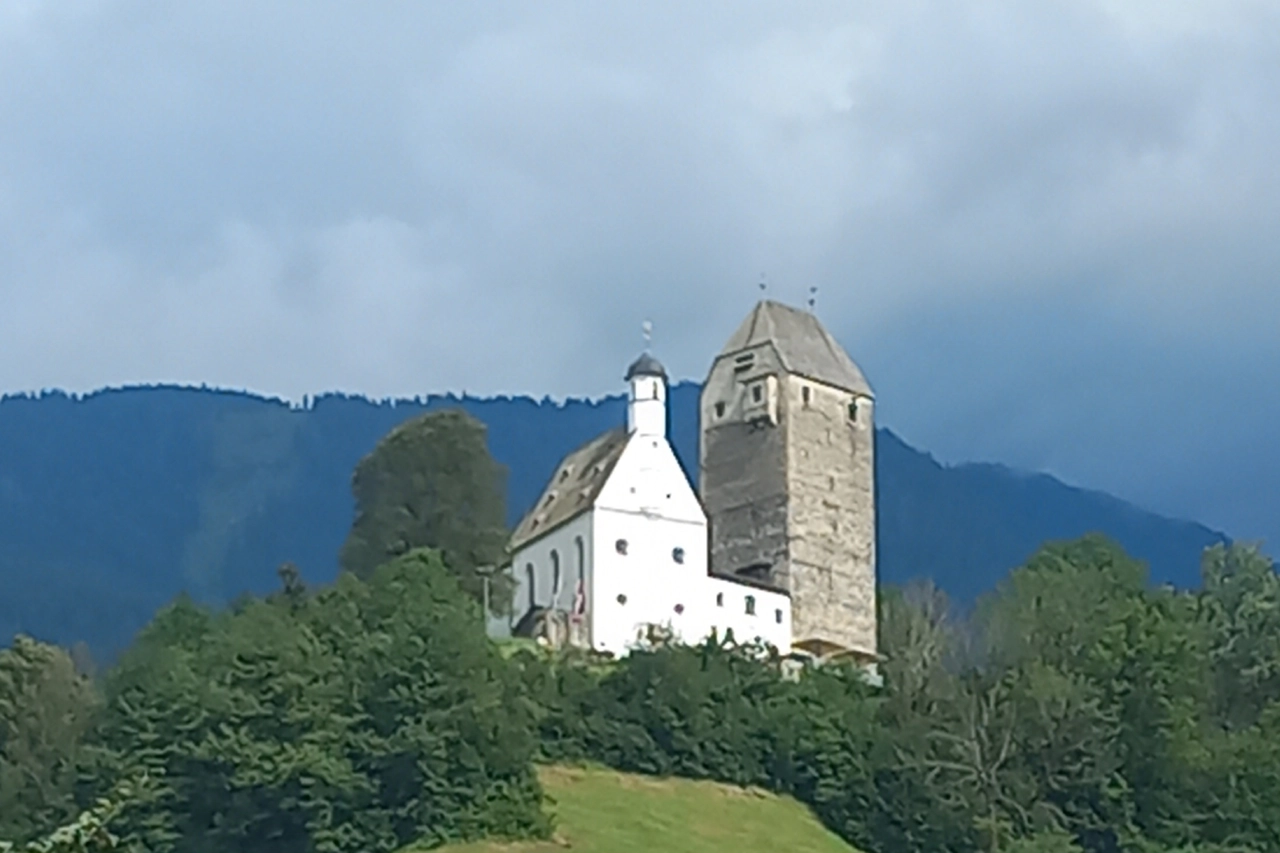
[{"left": 1, "top": 1, "right": 1278, "bottom": 547}]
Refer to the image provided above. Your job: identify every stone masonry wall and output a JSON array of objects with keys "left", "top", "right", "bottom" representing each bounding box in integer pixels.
[
  {"left": 700, "top": 349, "right": 790, "bottom": 588},
  {"left": 782, "top": 375, "right": 877, "bottom": 657}
]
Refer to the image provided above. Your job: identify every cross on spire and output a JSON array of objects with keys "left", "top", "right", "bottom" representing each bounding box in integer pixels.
[{"left": 641, "top": 319, "right": 653, "bottom": 352}]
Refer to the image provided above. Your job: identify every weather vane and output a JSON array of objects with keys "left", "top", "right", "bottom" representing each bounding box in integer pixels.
[
  {"left": 808, "top": 286, "right": 818, "bottom": 311},
  {"left": 642, "top": 319, "right": 653, "bottom": 351}
]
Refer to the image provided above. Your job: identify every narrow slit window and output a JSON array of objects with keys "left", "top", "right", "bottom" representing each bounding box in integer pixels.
[{"left": 745, "top": 595, "right": 756, "bottom": 615}]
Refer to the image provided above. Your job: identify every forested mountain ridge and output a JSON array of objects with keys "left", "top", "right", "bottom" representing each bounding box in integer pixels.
[{"left": 0, "top": 382, "right": 1226, "bottom": 656}]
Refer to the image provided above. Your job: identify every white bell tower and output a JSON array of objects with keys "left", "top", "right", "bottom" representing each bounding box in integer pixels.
[{"left": 626, "top": 320, "right": 667, "bottom": 437}]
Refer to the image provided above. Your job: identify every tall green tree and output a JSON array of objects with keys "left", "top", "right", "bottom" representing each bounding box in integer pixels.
[
  {"left": 1198, "top": 542, "right": 1280, "bottom": 731},
  {"left": 0, "top": 636, "right": 100, "bottom": 844},
  {"left": 339, "top": 410, "right": 511, "bottom": 614},
  {"left": 82, "top": 549, "right": 548, "bottom": 853}
]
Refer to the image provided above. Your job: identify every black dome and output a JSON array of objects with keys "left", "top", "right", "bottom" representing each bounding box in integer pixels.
[{"left": 624, "top": 352, "right": 667, "bottom": 381}]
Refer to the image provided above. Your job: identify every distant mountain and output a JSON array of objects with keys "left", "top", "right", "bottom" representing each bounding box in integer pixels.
[{"left": 0, "top": 383, "right": 1226, "bottom": 657}]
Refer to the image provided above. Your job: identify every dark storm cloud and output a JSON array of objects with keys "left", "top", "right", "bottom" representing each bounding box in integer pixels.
[{"left": 1, "top": 1, "right": 1277, "bottom": 545}]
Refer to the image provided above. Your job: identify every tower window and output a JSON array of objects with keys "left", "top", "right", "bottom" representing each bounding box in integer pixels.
[
  {"left": 672, "top": 547, "right": 685, "bottom": 564},
  {"left": 674, "top": 603, "right": 684, "bottom": 614},
  {"left": 617, "top": 594, "right": 627, "bottom": 605},
  {"left": 714, "top": 402, "right": 726, "bottom": 418},
  {"left": 848, "top": 400, "right": 858, "bottom": 422},
  {"left": 802, "top": 386, "right": 811, "bottom": 406},
  {"left": 715, "top": 592, "right": 724, "bottom": 607},
  {"left": 752, "top": 384, "right": 763, "bottom": 403},
  {"left": 745, "top": 595, "right": 756, "bottom": 615},
  {"left": 775, "top": 608, "right": 784, "bottom": 624},
  {"left": 550, "top": 550, "right": 561, "bottom": 599},
  {"left": 615, "top": 538, "right": 628, "bottom": 555}
]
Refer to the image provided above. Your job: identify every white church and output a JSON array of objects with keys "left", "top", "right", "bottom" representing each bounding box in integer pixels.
[{"left": 505, "top": 299, "right": 878, "bottom": 666}]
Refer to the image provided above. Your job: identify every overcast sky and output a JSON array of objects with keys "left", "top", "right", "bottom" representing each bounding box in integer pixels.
[{"left": 2, "top": 1, "right": 1278, "bottom": 549}]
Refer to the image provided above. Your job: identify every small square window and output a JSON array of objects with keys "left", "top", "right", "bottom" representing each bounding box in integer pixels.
[
  {"left": 672, "top": 547, "right": 685, "bottom": 564},
  {"left": 615, "top": 539, "right": 628, "bottom": 555}
]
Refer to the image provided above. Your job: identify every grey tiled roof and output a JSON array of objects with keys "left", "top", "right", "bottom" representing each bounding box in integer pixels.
[
  {"left": 718, "top": 300, "right": 873, "bottom": 396},
  {"left": 508, "top": 427, "right": 629, "bottom": 554}
]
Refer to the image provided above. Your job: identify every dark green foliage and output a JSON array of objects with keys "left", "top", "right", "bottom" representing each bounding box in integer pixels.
[
  {"left": 0, "top": 637, "right": 100, "bottom": 844},
  {"left": 339, "top": 410, "right": 512, "bottom": 615},
  {"left": 6, "top": 531, "right": 1280, "bottom": 853},
  {"left": 79, "top": 550, "right": 549, "bottom": 853},
  {"left": 507, "top": 537, "right": 1280, "bottom": 853}
]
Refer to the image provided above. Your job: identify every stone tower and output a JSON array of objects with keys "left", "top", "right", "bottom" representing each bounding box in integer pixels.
[{"left": 699, "top": 300, "right": 877, "bottom": 661}]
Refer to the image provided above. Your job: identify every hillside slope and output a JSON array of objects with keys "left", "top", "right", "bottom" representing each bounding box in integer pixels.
[
  {"left": 423, "top": 765, "right": 856, "bottom": 853},
  {"left": 0, "top": 384, "right": 1226, "bottom": 655}
]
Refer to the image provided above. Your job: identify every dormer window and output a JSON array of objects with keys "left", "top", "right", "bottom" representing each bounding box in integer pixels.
[{"left": 543, "top": 492, "right": 556, "bottom": 507}]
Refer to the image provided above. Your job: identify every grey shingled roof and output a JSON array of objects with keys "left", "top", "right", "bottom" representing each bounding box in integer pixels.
[
  {"left": 508, "top": 426, "right": 629, "bottom": 554},
  {"left": 624, "top": 352, "right": 667, "bottom": 381},
  {"left": 718, "top": 300, "right": 873, "bottom": 397}
]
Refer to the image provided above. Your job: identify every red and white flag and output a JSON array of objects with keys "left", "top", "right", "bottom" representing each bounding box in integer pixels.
[{"left": 571, "top": 578, "right": 586, "bottom": 621}]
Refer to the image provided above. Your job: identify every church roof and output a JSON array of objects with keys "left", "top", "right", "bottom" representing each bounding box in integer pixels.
[
  {"left": 624, "top": 352, "right": 667, "bottom": 381},
  {"left": 717, "top": 300, "right": 873, "bottom": 397},
  {"left": 508, "top": 426, "right": 629, "bottom": 554}
]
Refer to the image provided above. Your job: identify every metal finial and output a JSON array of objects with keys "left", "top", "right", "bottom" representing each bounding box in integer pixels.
[
  {"left": 759, "top": 273, "right": 768, "bottom": 293},
  {"left": 808, "top": 286, "right": 818, "bottom": 311},
  {"left": 641, "top": 319, "right": 653, "bottom": 350}
]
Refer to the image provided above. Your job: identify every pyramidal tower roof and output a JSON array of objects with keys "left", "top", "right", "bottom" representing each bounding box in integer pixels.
[{"left": 718, "top": 299, "right": 873, "bottom": 397}]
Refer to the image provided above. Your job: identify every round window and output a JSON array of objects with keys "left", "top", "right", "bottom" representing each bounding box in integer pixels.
[
  {"left": 617, "top": 594, "right": 628, "bottom": 605},
  {"left": 674, "top": 603, "right": 685, "bottom": 615}
]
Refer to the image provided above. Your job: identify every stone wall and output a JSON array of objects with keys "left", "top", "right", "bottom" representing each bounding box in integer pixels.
[{"left": 782, "top": 375, "right": 877, "bottom": 656}]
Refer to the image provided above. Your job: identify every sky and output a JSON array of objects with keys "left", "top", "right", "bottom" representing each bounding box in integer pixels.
[{"left": 1, "top": 1, "right": 1278, "bottom": 550}]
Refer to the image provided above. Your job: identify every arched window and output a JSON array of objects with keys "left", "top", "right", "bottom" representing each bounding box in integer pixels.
[
  {"left": 575, "top": 536, "right": 586, "bottom": 577},
  {"left": 550, "top": 550, "right": 561, "bottom": 601},
  {"left": 525, "top": 563, "right": 536, "bottom": 609}
]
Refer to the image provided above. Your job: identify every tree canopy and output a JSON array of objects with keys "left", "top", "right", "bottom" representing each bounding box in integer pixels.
[{"left": 338, "top": 409, "right": 512, "bottom": 614}]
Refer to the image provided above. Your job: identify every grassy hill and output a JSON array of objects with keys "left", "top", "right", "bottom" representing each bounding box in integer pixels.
[{"left": 424, "top": 765, "right": 857, "bottom": 853}]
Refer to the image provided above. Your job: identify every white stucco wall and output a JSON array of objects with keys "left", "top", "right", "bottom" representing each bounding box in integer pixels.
[
  {"left": 509, "top": 390, "right": 793, "bottom": 659},
  {"left": 588, "top": 429, "right": 709, "bottom": 656},
  {"left": 510, "top": 511, "right": 593, "bottom": 629},
  {"left": 702, "top": 577, "right": 791, "bottom": 653}
]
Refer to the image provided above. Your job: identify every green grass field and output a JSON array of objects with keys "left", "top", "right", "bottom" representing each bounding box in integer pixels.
[{"left": 427, "top": 764, "right": 857, "bottom": 853}]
